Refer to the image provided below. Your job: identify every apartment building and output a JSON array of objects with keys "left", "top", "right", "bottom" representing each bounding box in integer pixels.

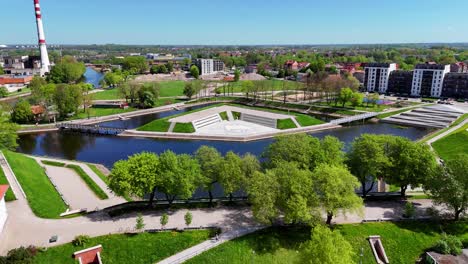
[
  {"left": 364, "top": 63, "right": 397, "bottom": 93},
  {"left": 194, "top": 59, "right": 225, "bottom": 75},
  {"left": 411, "top": 64, "right": 450, "bottom": 97},
  {"left": 387, "top": 70, "right": 413, "bottom": 96},
  {"left": 442, "top": 73, "right": 468, "bottom": 99}
]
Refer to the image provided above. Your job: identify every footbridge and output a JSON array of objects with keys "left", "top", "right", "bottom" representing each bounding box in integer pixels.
[
  {"left": 56, "top": 123, "right": 126, "bottom": 135},
  {"left": 330, "top": 112, "right": 379, "bottom": 125}
]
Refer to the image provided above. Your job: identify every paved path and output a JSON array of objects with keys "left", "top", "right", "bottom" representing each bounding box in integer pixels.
[
  {"left": 157, "top": 226, "right": 263, "bottom": 264},
  {"left": 426, "top": 118, "right": 468, "bottom": 146}
]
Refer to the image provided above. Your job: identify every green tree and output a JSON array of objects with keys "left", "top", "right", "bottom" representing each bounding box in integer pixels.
[
  {"left": 166, "top": 62, "right": 174, "bottom": 72},
  {"left": 102, "top": 72, "right": 123, "bottom": 87},
  {"left": 158, "top": 151, "right": 203, "bottom": 204},
  {"left": 338, "top": 87, "right": 354, "bottom": 107},
  {"left": 11, "top": 100, "right": 32, "bottom": 124},
  {"left": 241, "top": 153, "right": 260, "bottom": 178},
  {"left": 184, "top": 211, "right": 193, "bottom": 227},
  {"left": 301, "top": 225, "right": 355, "bottom": 264},
  {"left": 0, "top": 66, "right": 4, "bottom": 75},
  {"left": 241, "top": 80, "right": 254, "bottom": 99},
  {"left": 347, "top": 134, "right": 390, "bottom": 197},
  {"left": 135, "top": 213, "right": 145, "bottom": 232},
  {"left": 183, "top": 82, "right": 197, "bottom": 100},
  {"left": 137, "top": 82, "right": 159, "bottom": 108},
  {"left": 312, "top": 164, "right": 362, "bottom": 225},
  {"left": 48, "top": 59, "right": 86, "bottom": 84},
  {"left": 190, "top": 65, "right": 200, "bottom": 79},
  {"left": 122, "top": 56, "right": 148, "bottom": 74},
  {"left": 425, "top": 154, "right": 468, "bottom": 220},
  {"left": 160, "top": 213, "right": 169, "bottom": 229},
  {"left": 28, "top": 76, "right": 47, "bottom": 91},
  {"left": 0, "top": 87, "right": 7, "bottom": 98},
  {"left": 218, "top": 151, "right": 245, "bottom": 201},
  {"left": 247, "top": 161, "right": 318, "bottom": 224},
  {"left": 350, "top": 92, "right": 363, "bottom": 107},
  {"left": 0, "top": 108, "right": 18, "bottom": 150},
  {"left": 195, "top": 146, "right": 222, "bottom": 204},
  {"left": 384, "top": 138, "right": 438, "bottom": 197},
  {"left": 53, "top": 84, "right": 83, "bottom": 118},
  {"left": 109, "top": 152, "right": 160, "bottom": 206},
  {"left": 234, "top": 69, "right": 241, "bottom": 82}
]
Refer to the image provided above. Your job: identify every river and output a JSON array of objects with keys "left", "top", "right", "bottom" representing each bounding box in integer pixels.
[{"left": 84, "top": 67, "right": 104, "bottom": 88}]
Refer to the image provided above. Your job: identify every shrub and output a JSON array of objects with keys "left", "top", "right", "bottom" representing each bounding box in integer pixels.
[
  {"left": 5, "top": 246, "right": 36, "bottom": 263},
  {"left": 404, "top": 202, "right": 416, "bottom": 218},
  {"left": 72, "top": 235, "right": 91, "bottom": 247},
  {"left": 434, "top": 234, "right": 463, "bottom": 255}
]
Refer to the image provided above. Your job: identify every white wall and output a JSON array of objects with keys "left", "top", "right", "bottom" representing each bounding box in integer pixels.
[{"left": 0, "top": 197, "right": 8, "bottom": 234}]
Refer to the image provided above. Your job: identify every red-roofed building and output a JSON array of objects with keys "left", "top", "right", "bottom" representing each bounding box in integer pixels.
[
  {"left": 284, "top": 60, "right": 299, "bottom": 71},
  {"left": 73, "top": 245, "right": 103, "bottom": 264},
  {"left": 0, "top": 185, "right": 9, "bottom": 234},
  {"left": 0, "top": 76, "right": 33, "bottom": 93},
  {"left": 297, "top": 62, "right": 310, "bottom": 71}
]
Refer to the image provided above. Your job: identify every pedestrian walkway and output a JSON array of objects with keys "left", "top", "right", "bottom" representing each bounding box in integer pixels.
[{"left": 157, "top": 226, "right": 263, "bottom": 264}]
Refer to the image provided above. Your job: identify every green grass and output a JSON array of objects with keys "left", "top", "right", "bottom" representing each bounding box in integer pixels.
[
  {"left": 74, "top": 107, "right": 138, "bottom": 119},
  {"left": 92, "top": 81, "right": 186, "bottom": 100},
  {"left": 377, "top": 107, "right": 418, "bottom": 119},
  {"left": 0, "top": 164, "right": 16, "bottom": 201},
  {"left": 173, "top": 122, "right": 195, "bottom": 133},
  {"left": 277, "top": 118, "right": 297, "bottom": 130},
  {"left": 65, "top": 164, "right": 108, "bottom": 200},
  {"left": 314, "top": 101, "right": 392, "bottom": 113},
  {"left": 420, "top": 113, "right": 468, "bottom": 143},
  {"left": 216, "top": 80, "right": 299, "bottom": 94},
  {"left": 87, "top": 164, "right": 109, "bottom": 184},
  {"left": 432, "top": 123, "right": 468, "bottom": 161},
  {"left": 33, "top": 230, "right": 211, "bottom": 264},
  {"left": 294, "top": 114, "right": 325, "bottom": 126},
  {"left": 3, "top": 151, "right": 67, "bottom": 218},
  {"left": 137, "top": 104, "right": 224, "bottom": 132},
  {"left": 41, "top": 160, "right": 66, "bottom": 167},
  {"left": 188, "top": 222, "right": 468, "bottom": 264},
  {"left": 6, "top": 88, "right": 31, "bottom": 97},
  {"left": 232, "top": 111, "right": 241, "bottom": 120},
  {"left": 219, "top": 111, "right": 229, "bottom": 121}
]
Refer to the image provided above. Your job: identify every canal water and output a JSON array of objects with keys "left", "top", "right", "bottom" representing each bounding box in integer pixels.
[
  {"left": 16, "top": 106, "right": 431, "bottom": 199},
  {"left": 84, "top": 67, "right": 104, "bottom": 88}
]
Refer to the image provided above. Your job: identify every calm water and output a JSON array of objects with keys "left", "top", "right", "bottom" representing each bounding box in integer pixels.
[
  {"left": 84, "top": 67, "right": 104, "bottom": 88},
  {"left": 17, "top": 122, "right": 430, "bottom": 168},
  {"left": 16, "top": 109, "right": 431, "bottom": 198}
]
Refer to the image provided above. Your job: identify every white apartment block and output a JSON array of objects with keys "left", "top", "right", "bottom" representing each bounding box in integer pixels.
[
  {"left": 364, "top": 63, "right": 397, "bottom": 93},
  {"left": 411, "top": 64, "right": 450, "bottom": 97},
  {"left": 194, "top": 59, "right": 225, "bottom": 76}
]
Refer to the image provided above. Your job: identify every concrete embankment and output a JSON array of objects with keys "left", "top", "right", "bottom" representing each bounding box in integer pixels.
[{"left": 120, "top": 123, "right": 342, "bottom": 142}]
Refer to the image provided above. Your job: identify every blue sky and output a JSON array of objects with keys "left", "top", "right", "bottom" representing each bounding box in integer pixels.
[{"left": 2, "top": 0, "right": 468, "bottom": 45}]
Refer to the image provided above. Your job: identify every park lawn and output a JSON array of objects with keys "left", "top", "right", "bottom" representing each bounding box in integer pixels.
[
  {"left": 0, "top": 164, "right": 16, "bottom": 201},
  {"left": 6, "top": 88, "right": 31, "bottom": 97},
  {"left": 33, "top": 230, "right": 211, "bottom": 264},
  {"left": 173, "top": 122, "right": 195, "bottom": 133},
  {"left": 137, "top": 104, "right": 223, "bottom": 132},
  {"left": 65, "top": 164, "right": 108, "bottom": 200},
  {"left": 432, "top": 123, "right": 468, "bottom": 161},
  {"left": 87, "top": 164, "right": 109, "bottom": 184},
  {"left": 277, "top": 118, "right": 297, "bottom": 130},
  {"left": 217, "top": 80, "right": 299, "bottom": 93},
  {"left": 219, "top": 111, "right": 229, "bottom": 121},
  {"left": 294, "top": 114, "right": 325, "bottom": 126},
  {"left": 314, "top": 101, "right": 391, "bottom": 113},
  {"left": 3, "top": 151, "right": 67, "bottom": 218},
  {"left": 41, "top": 160, "right": 66, "bottom": 167},
  {"left": 91, "top": 81, "right": 185, "bottom": 100},
  {"left": 187, "top": 222, "right": 468, "bottom": 264},
  {"left": 74, "top": 107, "right": 137, "bottom": 119},
  {"left": 420, "top": 113, "right": 468, "bottom": 143}
]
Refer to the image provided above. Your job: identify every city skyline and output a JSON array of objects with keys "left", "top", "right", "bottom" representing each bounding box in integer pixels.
[{"left": 3, "top": 0, "right": 468, "bottom": 45}]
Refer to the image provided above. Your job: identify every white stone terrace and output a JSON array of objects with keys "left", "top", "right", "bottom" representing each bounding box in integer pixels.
[{"left": 168, "top": 105, "right": 294, "bottom": 123}]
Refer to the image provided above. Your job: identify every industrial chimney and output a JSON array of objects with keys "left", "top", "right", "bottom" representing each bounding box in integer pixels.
[{"left": 33, "top": 0, "right": 51, "bottom": 75}]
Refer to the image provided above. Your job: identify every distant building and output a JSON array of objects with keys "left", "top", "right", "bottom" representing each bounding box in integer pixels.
[
  {"left": 442, "top": 73, "right": 468, "bottom": 99},
  {"left": 0, "top": 75, "right": 33, "bottom": 92},
  {"left": 450, "top": 62, "right": 467, "bottom": 73},
  {"left": 0, "top": 185, "right": 9, "bottom": 235},
  {"left": 284, "top": 60, "right": 298, "bottom": 71},
  {"left": 352, "top": 70, "right": 365, "bottom": 85},
  {"left": 245, "top": 65, "right": 257, "bottom": 74},
  {"left": 387, "top": 70, "right": 413, "bottom": 96},
  {"left": 2, "top": 56, "right": 42, "bottom": 76},
  {"left": 297, "top": 62, "right": 310, "bottom": 71},
  {"left": 411, "top": 63, "right": 450, "bottom": 97},
  {"left": 194, "top": 59, "right": 225, "bottom": 75},
  {"left": 364, "top": 63, "right": 397, "bottom": 93}
]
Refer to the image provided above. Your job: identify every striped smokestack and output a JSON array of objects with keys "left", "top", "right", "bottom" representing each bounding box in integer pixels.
[{"left": 34, "top": 0, "right": 50, "bottom": 74}]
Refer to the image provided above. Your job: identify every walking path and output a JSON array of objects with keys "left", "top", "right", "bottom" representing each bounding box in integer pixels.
[
  {"left": 157, "top": 226, "right": 263, "bottom": 264},
  {"left": 426, "top": 118, "right": 468, "bottom": 147}
]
